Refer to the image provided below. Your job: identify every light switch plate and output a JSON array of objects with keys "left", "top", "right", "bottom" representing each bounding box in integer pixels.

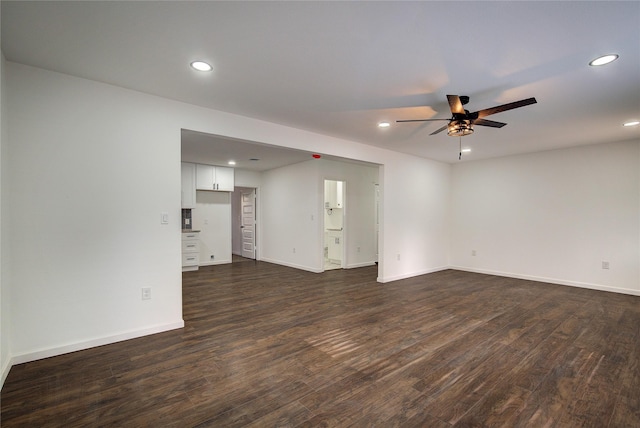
[{"left": 161, "top": 212, "right": 169, "bottom": 224}]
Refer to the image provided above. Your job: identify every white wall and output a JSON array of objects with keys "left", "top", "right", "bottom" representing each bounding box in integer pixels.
[
  {"left": 7, "top": 63, "right": 185, "bottom": 364},
  {"left": 1, "top": 49, "right": 12, "bottom": 384},
  {"left": 379, "top": 157, "right": 452, "bottom": 282},
  {"left": 3, "top": 62, "right": 451, "bottom": 380},
  {"left": 234, "top": 169, "right": 261, "bottom": 188},
  {"left": 193, "top": 191, "right": 232, "bottom": 265},
  {"left": 451, "top": 140, "right": 640, "bottom": 295},
  {"left": 261, "top": 160, "right": 322, "bottom": 271},
  {"left": 260, "top": 159, "right": 381, "bottom": 272},
  {"left": 324, "top": 206, "right": 343, "bottom": 231}
]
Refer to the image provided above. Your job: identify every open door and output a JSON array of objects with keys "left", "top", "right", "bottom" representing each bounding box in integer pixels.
[{"left": 240, "top": 189, "right": 256, "bottom": 259}]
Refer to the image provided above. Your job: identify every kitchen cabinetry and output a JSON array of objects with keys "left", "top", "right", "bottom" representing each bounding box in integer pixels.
[
  {"left": 196, "top": 164, "right": 234, "bottom": 192},
  {"left": 181, "top": 162, "right": 196, "bottom": 209},
  {"left": 324, "top": 180, "right": 343, "bottom": 208},
  {"left": 182, "top": 231, "right": 200, "bottom": 271},
  {"left": 327, "top": 230, "right": 343, "bottom": 262}
]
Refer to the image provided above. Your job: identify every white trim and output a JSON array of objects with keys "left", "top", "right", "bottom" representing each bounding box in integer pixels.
[
  {"left": 7, "top": 320, "right": 184, "bottom": 368},
  {"left": 450, "top": 266, "right": 640, "bottom": 297},
  {"left": 377, "top": 266, "right": 450, "bottom": 283},
  {"left": 198, "top": 260, "right": 232, "bottom": 267},
  {"left": 377, "top": 264, "right": 639, "bottom": 296},
  {"left": 259, "top": 257, "right": 324, "bottom": 273},
  {"left": 1, "top": 356, "right": 12, "bottom": 388},
  {"left": 345, "top": 261, "right": 377, "bottom": 269}
]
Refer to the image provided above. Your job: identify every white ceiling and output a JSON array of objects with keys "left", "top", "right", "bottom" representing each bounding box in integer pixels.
[{"left": 2, "top": 1, "right": 639, "bottom": 166}]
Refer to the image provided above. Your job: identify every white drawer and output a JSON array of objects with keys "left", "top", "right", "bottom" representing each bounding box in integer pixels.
[
  {"left": 182, "top": 240, "right": 199, "bottom": 253},
  {"left": 182, "top": 253, "right": 200, "bottom": 266},
  {"left": 182, "top": 232, "right": 199, "bottom": 240}
]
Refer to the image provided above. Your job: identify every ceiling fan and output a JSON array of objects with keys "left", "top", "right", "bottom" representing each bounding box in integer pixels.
[{"left": 396, "top": 94, "right": 537, "bottom": 137}]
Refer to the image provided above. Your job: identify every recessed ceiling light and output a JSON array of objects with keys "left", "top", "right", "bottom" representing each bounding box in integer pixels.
[
  {"left": 461, "top": 148, "right": 471, "bottom": 153},
  {"left": 228, "top": 160, "right": 236, "bottom": 165},
  {"left": 190, "top": 61, "right": 213, "bottom": 72},
  {"left": 378, "top": 122, "right": 391, "bottom": 128},
  {"left": 623, "top": 120, "right": 639, "bottom": 127},
  {"left": 589, "top": 54, "right": 619, "bottom": 66}
]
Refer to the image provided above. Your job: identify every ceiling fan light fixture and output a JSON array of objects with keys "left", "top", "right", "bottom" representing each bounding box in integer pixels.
[
  {"left": 589, "top": 54, "right": 619, "bottom": 66},
  {"left": 190, "top": 61, "right": 213, "bottom": 72},
  {"left": 447, "top": 121, "right": 474, "bottom": 137}
]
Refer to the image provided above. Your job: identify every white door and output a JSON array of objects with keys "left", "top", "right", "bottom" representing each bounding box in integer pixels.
[{"left": 240, "top": 189, "right": 256, "bottom": 259}]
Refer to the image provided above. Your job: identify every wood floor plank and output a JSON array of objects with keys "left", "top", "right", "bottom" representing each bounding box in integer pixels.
[{"left": 2, "top": 262, "right": 639, "bottom": 427}]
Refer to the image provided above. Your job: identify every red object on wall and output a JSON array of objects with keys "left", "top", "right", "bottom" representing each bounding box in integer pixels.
[{"left": 312, "top": 154, "right": 321, "bottom": 159}]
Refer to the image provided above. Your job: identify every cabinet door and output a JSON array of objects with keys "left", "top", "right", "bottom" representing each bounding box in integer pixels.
[
  {"left": 324, "top": 180, "right": 337, "bottom": 208},
  {"left": 214, "top": 166, "right": 235, "bottom": 191},
  {"left": 195, "top": 164, "right": 214, "bottom": 190},
  {"left": 328, "top": 233, "right": 342, "bottom": 260},
  {"left": 181, "top": 163, "right": 196, "bottom": 208}
]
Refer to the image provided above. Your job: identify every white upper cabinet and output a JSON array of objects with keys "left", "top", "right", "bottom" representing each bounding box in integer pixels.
[
  {"left": 213, "top": 166, "right": 235, "bottom": 191},
  {"left": 195, "top": 164, "right": 235, "bottom": 192},
  {"left": 181, "top": 162, "right": 196, "bottom": 208},
  {"left": 324, "top": 180, "right": 343, "bottom": 208},
  {"left": 196, "top": 164, "right": 214, "bottom": 190}
]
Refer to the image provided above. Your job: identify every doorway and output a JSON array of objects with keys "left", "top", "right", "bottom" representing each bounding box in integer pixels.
[
  {"left": 324, "top": 179, "right": 345, "bottom": 270},
  {"left": 232, "top": 187, "right": 257, "bottom": 261}
]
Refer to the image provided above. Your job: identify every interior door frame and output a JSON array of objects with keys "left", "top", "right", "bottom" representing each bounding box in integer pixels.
[
  {"left": 233, "top": 186, "right": 258, "bottom": 260},
  {"left": 323, "top": 178, "right": 346, "bottom": 270}
]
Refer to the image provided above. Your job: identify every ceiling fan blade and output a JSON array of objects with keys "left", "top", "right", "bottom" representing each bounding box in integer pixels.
[
  {"left": 473, "top": 118, "right": 507, "bottom": 128},
  {"left": 396, "top": 119, "right": 449, "bottom": 123},
  {"left": 447, "top": 95, "right": 466, "bottom": 115},
  {"left": 430, "top": 124, "right": 449, "bottom": 135},
  {"left": 476, "top": 97, "right": 537, "bottom": 118}
]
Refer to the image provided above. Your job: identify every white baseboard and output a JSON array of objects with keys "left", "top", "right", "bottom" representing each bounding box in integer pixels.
[
  {"left": 345, "top": 261, "right": 377, "bottom": 269},
  {"left": 377, "top": 266, "right": 450, "bottom": 283},
  {"left": 199, "top": 260, "right": 232, "bottom": 267},
  {"left": 4, "top": 320, "right": 185, "bottom": 382},
  {"left": 1, "top": 355, "right": 12, "bottom": 389},
  {"left": 450, "top": 266, "right": 640, "bottom": 296},
  {"left": 259, "top": 257, "right": 324, "bottom": 273}
]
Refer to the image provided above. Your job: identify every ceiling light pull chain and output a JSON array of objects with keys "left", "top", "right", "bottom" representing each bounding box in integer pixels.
[{"left": 459, "top": 136, "right": 462, "bottom": 160}]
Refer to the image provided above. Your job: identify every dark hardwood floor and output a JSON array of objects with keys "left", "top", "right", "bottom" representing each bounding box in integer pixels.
[{"left": 2, "top": 261, "right": 639, "bottom": 426}]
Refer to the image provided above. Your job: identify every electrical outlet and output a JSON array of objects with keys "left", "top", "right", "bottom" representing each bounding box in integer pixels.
[
  {"left": 472, "top": 250, "right": 477, "bottom": 256},
  {"left": 293, "top": 248, "right": 296, "bottom": 253},
  {"left": 397, "top": 253, "right": 401, "bottom": 261},
  {"left": 141, "top": 287, "right": 151, "bottom": 300},
  {"left": 210, "top": 255, "right": 215, "bottom": 260},
  {"left": 602, "top": 261, "right": 610, "bottom": 270},
  {"left": 357, "top": 246, "right": 361, "bottom": 253}
]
